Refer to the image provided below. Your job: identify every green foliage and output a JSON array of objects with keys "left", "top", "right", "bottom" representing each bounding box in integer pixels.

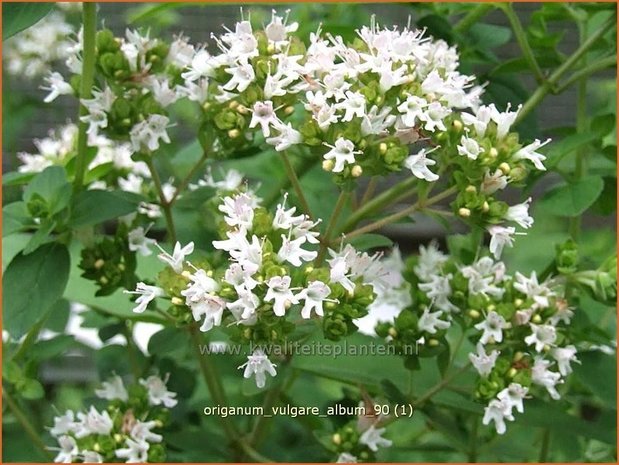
[{"left": 2, "top": 2, "right": 54, "bottom": 40}]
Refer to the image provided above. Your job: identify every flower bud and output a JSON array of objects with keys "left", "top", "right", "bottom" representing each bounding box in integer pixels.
[
  {"left": 468, "top": 309, "right": 480, "bottom": 319},
  {"left": 322, "top": 159, "right": 334, "bottom": 172},
  {"left": 482, "top": 201, "right": 490, "bottom": 212},
  {"left": 388, "top": 327, "right": 398, "bottom": 338},
  {"left": 284, "top": 106, "right": 294, "bottom": 115},
  {"left": 228, "top": 100, "right": 239, "bottom": 110},
  {"left": 508, "top": 368, "right": 518, "bottom": 378},
  {"left": 532, "top": 314, "right": 542, "bottom": 324},
  {"left": 332, "top": 433, "right": 342, "bottom": 445},
  {"left": 499, "top": 162, "right": 511, "bottom": 175},
  {"left": 428, "top": 338, "right": 439, "bottom": 347},
  {"left": 458, "top": 207, "right": 471, "bottom": 218},
  {"left": 513, "top": 351, "right": 524, "bottom": 362},
  {"left": 351, "top": 165, "right": 363, "bottom": 177},
  {"left": 171, "top": 297, "right": 183, "bottom": 306},
  {"left": 379, "top": 142, "right": 388, "bottom": 154},
  {"left": 228, "top": 129, "right": 240, "bottom": 138},
  {"left": 514, "top": 298, "right": 523, "bottom": 307},
  {"left": 236, "top": 104, "right": 248, "bottom": 115},
  {"left": 452, "top": 120, "right": 463, "bottom": 131},
  {"left": 94, "top": 259, "right": 105, "bottom": 269},
  {"left": 489, "top": 147, "right": 498, "bottom": 158},
  {"left": 465, "top": 185, "right": 477, "bottom": 194}
]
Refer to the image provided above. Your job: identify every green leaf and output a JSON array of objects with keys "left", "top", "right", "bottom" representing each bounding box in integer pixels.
[
  {"left": 468, "top": 23, "right": 511, "bottom": 50},
  {"left": 23, "top": 219, "right": 56, "bottom": 255},
  {"left": 538, "top": 176, "right": 604, "bottom": 217},
  {"left": 23, "top": 166, "right": 71, "bottom": 215},
  {"left": 148, "top": 327, "right": 188, "bottom": 356},
  {"left": 2, "top": 171, "right": 36, "bottom": 187},
  {"left": 2, "top": 3, "right": 54, "bottom": 40},
  {"left": 2, "top": 243, "right": 70, "bottom": 338},
  {"left": 70, "top": 190, "right": 143, "bottom": 227},
  {"left": 2, "top": 202, "right": 33, "bottom": 236},
  {"left": 29, "top": 335, "right": 75, "bottom": 361},
  {"left": 544, "top": 132, "right": 599, "bottom": 169},
  {"left": 347, "top": 234, "right": 393, "bottom": 251},
  {"left": 19, "top": 378, "right": 45, "bottom": 400},
  {"left": 573, "top": 351, "right": 617, "bottom": 405}
]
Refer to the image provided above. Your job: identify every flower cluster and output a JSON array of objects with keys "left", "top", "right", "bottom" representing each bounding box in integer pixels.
[
  {"left": 4, "top": 6, "right": 78, "bottom": 79},
  {"left": 377, "top": 242, "right": 580, "bottom": 435},
  {"left": 124, "top": 178, "right": 402, "bottom": 388},
  {"left": 48, "top": 374, "right": 177, "bottom": 463},
  {"left": 331, "top": 398, "right": 392, "bottom": 463}
]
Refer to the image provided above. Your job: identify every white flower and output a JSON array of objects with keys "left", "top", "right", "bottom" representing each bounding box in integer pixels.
[
  {"left": 125, "top": 282, "right": 164, "bottom": 314},
  {"left": 461, "top": 104, "right": 493, "bottom": 137},
  {"left": 474, "top": 311, "right": 509, "bottom": 344},
  {"left": 140, "top": 374, "right": 178, "bottom": 407},
  {"left": 128, "top": 227, "right": 156, "bottom": 256},
  {"left": 157, "top": 241, "right": 194, "bottom": 273},
  {"left": 272, "top": 193, "right": 305, "bottom": 230},
  {"left": 457, "top": 135, "right": 484, "bottom": 160},
  {"left": 227, "top": 287, "right": 260, "bottom": 322},
  {"left": 266, "top": 122, "right": 302, "bottom": 151},
  {"left": 531, "top": 357, "right": 563, "bottom": 400},
  {"left": 82, "top": 450, "right": 103, "bottom": 463},
  {"left": 327, "top": 255, "right": 355, "bottom": 294},
  {"left": 487, "top": 225, "right": 516, "bottom": 259},
  {"left": 337, "top": 91, "right": 366, "bottom": 122},
  {"left": 512, "top": 138, "right": 551, "bottom": 171},
  {"left": 404, "top": 147, "right": 439, "bottom": 182},
  {"left": 418, "top": 307, "right": 450, "bottom": 334},
  {"left": 182, "top": 49, "right": 216, "bottom": 82},
  {"left": 548, "top": 300, "right": 574, "bottom": 326},
  {"left": 397, "top": 94, "right": 427, "bottom": 127},
  {"left": 53, "top": 435, "right": 79, "bottom": 463},
  {"left": 265, "top": 275, "right": 298, "bottom": 317},
  {"left": 277, "top": 235, "right": 317, "bottom": 266},
  {"left": 481, "top": 169, "right": 508, "bottom": 194},
  {"left": 75, "top": 406, "right": 113, "bottom": 438},
  {"left": 181, "top": 269, "right": 226, "bottom": 332},
  {"left": 214, "top": 230, "right": 263, "bottom": 269},
  {"left": 137, "top": 202, "right": 162, "bottom": 218},
  {"left": 249, "top": 100, "right": 278, "bottom": 137},
  {"left": 265, "top": 10, "right": 299, "bottom": 46},
  {"left": 296, "top": 281, "right": 332, "bottom": 319},
  {"left": 482, "top": 398, "right": 514, "bottom": 434},
  {"left": 130, "top": 114, "right": 171, "bottom": 153},
  {"left": 239, "top": 349, "right": 277, "bottom": 388},
  {"left": 222, "top": 61, "right": 255, "bottom": 92},
  {"left": 95, "top": 374, "right": 128, "bottom": 401},
  {"left": 323, "top": 138, "right": 360, "bottom": 173},
  {"left": 418, "top": 273, "right": 457, "bottom": 313},
  {"left": 551, "top": 345, "right": 579, "bottom": 376},
  {"left": 513, "top": 271, "right": 553, "bottom": 308},
  {"left": 359, "top": 425, "right": 392, "bottom": 452},
  {"left": 525, "top": 323, "right": 557, "bottom": 352},
  {"left": 130, "top": 420, "right": 162, "bottom": 443},
  {"left": 469, "top": 343, "right": 499, "bottom": 377},
  {"left": 147, "top": 77, "right": 178, "bottom": 107},
  {"left": 224, "top": 262, "right": 259, "bottom": 292},
  {"left": 505, "top": 198, "right": 533, "bottom": 229},
  {"left": 419, "top": 101, "right": 451, "bottom": 132},
  {"left": 491, "top": 104, "right": 521, "bottom": 139},
  {"left": 115, "top": 438, "right": 149, "bottom": 463},
  {"left": 414, "top": 241, "right": 448, "bottom": 281},
  {"left": 219, "top": 193, "right": 256, "bottom": 229},
  {"left": 42, "top": 71, "right": 73, "bottom": 102},
  {"left": 497, "top": 383, "right": 528, "bottom": 415},
  {"left": 50, "top": 410, "right": 76, "bottom": 437},
  {"left": 336, "top": 452, "right": 358, "bottom": 463}
]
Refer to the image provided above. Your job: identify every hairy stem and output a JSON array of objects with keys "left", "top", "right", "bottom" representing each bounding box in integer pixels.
[
  {"left": 145, "top": 156, "right": 177, "bottom": 243},
  {"left": 338, "top": 176, "right": 419, "bottom": 233},
  {"left": 454, "top": 3, "right": 494, "bottom": 34},
  {"left": 169, "top": 152, "right": 209, "bottom": 205},
  {"left": 317, "top": 190, "right": 349, "bottom": 264},
  {"left": 3, "top": 389, "right": 52, "bottom": 460},
  {"left": 515, "top": 15, "right": 615, "bottom": 124},
  {"left": 538, "top": 428, "right": 551, "bottom": 461},
  {"left": 343, "top": 186, "right": 457, "bottom": 240},
  {"left": 279, "top": 151, "right": 313, "bottom": 219},
  {"left": 415, "top": 362, "right": 472, "bottom": 407},
  {"left": 500, "top": 3, "right": 545, "bottom": 84},
  {"left": 72, "top": 3, "right": 97, "bottom": 193}
]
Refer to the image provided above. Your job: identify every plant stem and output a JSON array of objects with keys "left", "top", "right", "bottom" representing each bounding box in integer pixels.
[
  {"left": 188, "top": 325, "right": 238, "bottom": 440},
  {"left": 279, "top": 151, "right": 313, "bottom": 219},
  {"left": 360, "top": 177, "right": 378, "bottom": 206},
  {"left": 454, "top": 3, "right": 494, "bottom": 34},
  {"left": 343, "top": 186, "right": 457, "bottom": 241},
  {"left": 145, "top": 156, "right": 177, "bottom": 243},
  {"left": 468, "top": 416, "right": 479, "bottom": 462},
  {"left": 169, "top": 152, "right": 208, "bottom": 205},
  {"left": 264, "top": 156, "right": 315, "bottom": 208},
  {"left": 500, "top": 3, "right": 545, "bottom": 84},
  {"left": 72, "top": 2, "right": 97, "bottom": 194},
  {"left": 569, "top": 19, "right": 590, "bottom": 240},
  {"left": 538, "top": 428, "right": 551, "bottom": 461},
  {"left": 317, "top": 190, "right": 349, "bottom": 264},
  {"left": 3, "top": 389, "right": 52, "bottom": 460},
  {"left": 555, "top": 55, "right": 616, "bottom": 94},
  {"left": 515, "top": 15, "right": 615, "bottom": 125},
  {"left": 415, "top": 362, "right": 472, "bottom": 407},
  {"left": 338, "top": 176, "right": 419, "bottom": 233}
]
